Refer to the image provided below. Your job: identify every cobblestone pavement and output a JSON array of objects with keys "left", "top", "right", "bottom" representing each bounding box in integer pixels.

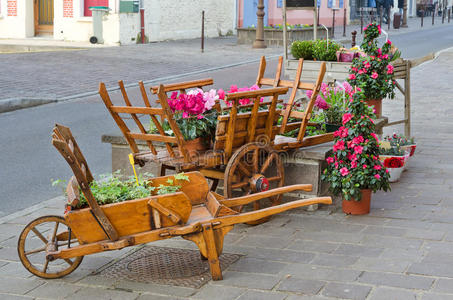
[
  {"left": 1, "top": 49, "right": 453, "bottom": 299},
  {"left": 0, "top": 37, "right": 281, "bottom": 101}
]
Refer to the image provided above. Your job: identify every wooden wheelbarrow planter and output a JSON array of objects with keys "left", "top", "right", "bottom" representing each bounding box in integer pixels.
[{"left": 17, "top": 124, "right": 332, "bottom": 280}]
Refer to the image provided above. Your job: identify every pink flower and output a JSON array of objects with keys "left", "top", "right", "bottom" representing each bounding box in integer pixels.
[
  {"left": 349, "top": 74, "right": 356, "bottom": 80},
  {"left": 387, "top": 64, "right": 394, "bottom": 74},
  {"left": 306, "top": 90, "right": 313, "bottom": 99},
  {"left": 334, "top": 161, "right": 339, "bottom": 169},
  {"left": 387, "top": 40, "right": 392, "bottom": 45},
  {"left": 370, "top": 132, "right": 379, "bottom": 142},
  {"left": 373, "top": 165, "right": 381, "bottom": 170},
  {"left": 382, "top": 54, "right": 389, "bottom": 59},
  {"left": 326, "top": 157, "right": 334, "bottom": 164},
  {"left": 364, "top": 62, "right": 371, "bottom": 69},
  {"left": 377, "top": 25, "right": 382, "bottom": 34},
  {"left": 374, "top": 174, "right": 381, "bottom": 180},
  {"left": 340, "top": 167, "right": 349, "bottom": 176},
  {"left": 352, "top": 136, "right": 364, "bottom": 145},
  {"left": 354, "top": 145, "right": 363, "bottom": 154},
  {"left": 342, "top": 113, "right": 353, "bottom": 125},
  {"left": 315, "top": 97, "right": 330, "bottom": 110},
  {"left": 371, "top": 72, "right": 379, "bottom": 79},
  {"left": 351, "top": 161, "right": 358, "bottom": 168},
  {"left": 333, "top": 140, "right": 346, "bottom": 152},
  {"left": 343, "top": 81, "right": 352, "bottom": 94},
  {"left": 229, "top": 85, "right": 238, "bottom": 93},
  {"left": 358, "top": 69, "right": 365, "bottom": 75},
  {"left": 363, "top": 164, "right": 368, "bottom": 169},
  {"left": 218, "top": 89, "right": 225, "bottom": 100}
]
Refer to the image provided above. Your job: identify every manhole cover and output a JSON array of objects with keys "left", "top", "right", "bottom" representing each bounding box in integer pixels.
[{"left": 97, "top": 246, "right": 241, "bottom": 288}]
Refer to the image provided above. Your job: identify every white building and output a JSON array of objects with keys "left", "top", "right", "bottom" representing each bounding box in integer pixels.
[{"left": 0, "top": 0, "right": 236, "bottom": 45}]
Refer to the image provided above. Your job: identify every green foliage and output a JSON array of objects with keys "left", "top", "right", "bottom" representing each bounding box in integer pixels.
[
  {"left": 380, "top": 146, "right": 406, "bottom": 156},
  {"left": 291, "top": 40, "right": 314, "bottom": 60},
  {"left": 324, "top": 105, "right": 344, "bottom": 125},
  {"left": 312, "top": 40, "right": 342, "bottom": 61},
  {"left": 53, "top": 172, "right": 190, "bottom": 209}
]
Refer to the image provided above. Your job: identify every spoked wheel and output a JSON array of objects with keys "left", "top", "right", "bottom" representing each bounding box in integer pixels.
[
  {"left": 224, "top": 143, "right": 284, "bottom": 225},
  {"left": 18, "top": 215, "right": 83, "bottom": 279}
]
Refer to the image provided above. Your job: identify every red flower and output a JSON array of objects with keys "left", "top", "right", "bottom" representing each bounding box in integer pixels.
[
  {"left": 374, "top": 174, "right": 381, "bottom": 180},
  {"left": 349, "top": 74, "right": 356, "bottom": 80},
  {"left": 333, "top": 140, "right": 345, "bottom": 152},
  {"left": 383, "top": 157, "right": 405, "bottom": 168},
  {"left": 326, "top": 157, "right": 334, "bottom": 164},
  {"left": 342, "top": 113, "right": 353, "bottom": 125},
  {"left": 340, "top": 167, "right": 349, "bottom": 176}
]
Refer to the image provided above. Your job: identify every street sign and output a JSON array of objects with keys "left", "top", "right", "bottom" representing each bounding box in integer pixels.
[{"left": 286, "top": 0, "right": 315, "bottom": 9}]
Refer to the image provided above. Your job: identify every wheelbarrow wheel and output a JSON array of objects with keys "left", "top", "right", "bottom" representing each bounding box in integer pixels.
[
  {"left": 18, "top": 215, "right": 84, "bottom": 279},
  {"left": 224, "top": 142, "right": 284, "bottom": 225}
]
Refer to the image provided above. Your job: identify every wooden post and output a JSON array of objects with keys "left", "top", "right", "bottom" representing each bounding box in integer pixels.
[
  {"left": 343, "top": 8, "right": 347, "bottom": 37},
  {"left": 442, "top": 8, "right": 445, "bottom": 23},
  {"left": 283, "top": 0, "right": 288, "bottom": 60},
  {"left": 314, "top": 4, "right": 318, "bottom": 40},
  {"left": 432, "top": 5, "right": 435, "bottom": 25},
  {"left": 361, "top": 7, "right": 364, "bottom": 34},
  {"left": 332, "top": 9, "right": 336, "bottom": 38},
  {"left": 201, "top": 11, "right": 205, "bottom": 53},
  {"left": 253, "top": 0, "right": 267, "bottom": 48},
  {"left": 351, "top": 30, "right": 357, "bottom": 47},
  {"left": 402, "top": 0, "right": 408, "bottom": 27},
  {"left": 404, "top": 61, "right": 411, "bottom": 137},
  {"left": 202, "top": 224, "right": 222, "bottom": 280},
  {"left": 421, "top": 10, "right": 424, "bottom": 27}
]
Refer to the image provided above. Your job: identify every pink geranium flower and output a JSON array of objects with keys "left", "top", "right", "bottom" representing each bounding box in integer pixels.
[
  {"left": 387, "top": 64, "right": 394, "bottom": 74},
  {"left": 374, "top": 174, "right": 381, "bottom": 179},
  {"left": 326, "top": 157, "right": 334, "bottom": 164},
  {"left": 349, "top": 74, "right": 356, "bottom": 80},
  {"left": 342, "top": 113, "right": 353, "bottom": 125},
  {"left": 333, "top": 140, "right": 345, "bottom": 152},
  {"left": 340, "top": 167, "right": 349, "bottom": 176},
  {"left": 371, "top": 72, "right": 379, "bottom": 79},
  {"left": 354, "top": 145, "right": 363, "bottom": 154},
  {"left": 373, "top": 165, "right": 381, "bottom": 170}
]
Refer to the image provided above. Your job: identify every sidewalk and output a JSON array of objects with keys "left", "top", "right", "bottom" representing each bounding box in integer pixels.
[{"left": 1, "top": 48, "right": 453, "bottom": 300}]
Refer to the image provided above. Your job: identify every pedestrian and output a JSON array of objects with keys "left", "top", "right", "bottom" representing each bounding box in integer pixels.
[
  {"left": 383, "top": 0, "right": 394, "bottom": 24},
  {"left": 398, "top": 0, "right": 404, "bottom": 15},
  {"left": 376, "top": 0, "right": 384, "bottom": 20},
  {"left": 369, "top": 0, "right": 377, "bottom": 19}
]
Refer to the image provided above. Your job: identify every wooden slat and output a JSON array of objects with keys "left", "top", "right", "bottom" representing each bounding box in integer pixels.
[
  {"left": 224, "top": 99, "right": 238, "bottom": 159},
  {"left": 109, "top": 106, "right": 164, "bottom": 115},
  {"left": 151, "top": 78, "right": 214, "bottom": 94},
  {"left": 289, "top": 110, "right": 306, "bottom": 119},
  {"left": 260, "top": 78, "right": 315, "bottom": 91},
  {"left": 221, "top": 99, "right": 283, "bottom": 111},
  {"left": 226, "top": 87, "right": 288, "bottom": 100},
  {"left": 127, "top": 132, "right": 178, "bottom": 143}
]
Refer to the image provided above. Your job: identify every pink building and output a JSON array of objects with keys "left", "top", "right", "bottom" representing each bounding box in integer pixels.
[{"left": 237, "top": 0, "right": 349, "bottom": 29}]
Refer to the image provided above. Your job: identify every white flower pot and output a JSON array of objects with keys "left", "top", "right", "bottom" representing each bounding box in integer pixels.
[{"left": 388, "top": 166, "right": 404, "bottom": 182}]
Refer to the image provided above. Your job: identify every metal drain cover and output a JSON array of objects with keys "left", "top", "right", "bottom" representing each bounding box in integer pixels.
[{"left": 98, "top": 246, "right": 241, "bottom": 288}]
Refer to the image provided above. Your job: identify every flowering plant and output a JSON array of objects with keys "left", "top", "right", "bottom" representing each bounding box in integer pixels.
[
  {"left": 221, "top": 84, "right": 264, "bottom": 113},
  {"left": 308, "top": 81, "right": 352, "bottom": 125},
  {"left": 321, "top": 91, "right": 390, "bottom": 201},
  {"left": 347, "top": 23, "right": 396, "bottom": 100},
  {"left": 382, "top": 157, "right": 405, "bottom": 168},
  {"left": 384, "top": 133, "right": 415, "bottom": 146},
  {"left": 166, "top": 89, "right": 221, "bottom": 141}
]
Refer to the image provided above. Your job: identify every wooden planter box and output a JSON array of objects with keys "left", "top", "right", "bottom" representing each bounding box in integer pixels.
[
  {"left": 237, "top": 27, "right": 330, "bottom": 47},
  {"left": 286, "top": 59, "right": 352, "bottom": 83}
]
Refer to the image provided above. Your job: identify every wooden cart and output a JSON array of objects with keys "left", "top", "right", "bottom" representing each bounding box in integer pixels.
[
  {"left": 17, "top": 124, "right": 332, "bottom": 280},
  {"left": 99, "top": 58, "right": 332, "bottom": 216}
]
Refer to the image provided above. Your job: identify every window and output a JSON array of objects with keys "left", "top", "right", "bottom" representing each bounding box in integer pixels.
[{"left": 84, "top": 0, "right": 108, "bottom": 17}]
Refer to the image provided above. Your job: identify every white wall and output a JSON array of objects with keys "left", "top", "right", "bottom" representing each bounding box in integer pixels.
[
  {"left": 145, "top": 0, "right": 235, "bottom": 42},
  {"left": 0, "top": 0, "right": 34, "bottom": 38}
]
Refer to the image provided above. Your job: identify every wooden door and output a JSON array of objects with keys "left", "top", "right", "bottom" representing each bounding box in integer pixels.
[
  {"left": 34, "top": 0, "right": 54, "bottom": 36},
  {"left": 243, "top": 0, "right": 268, "bottom": 28}
]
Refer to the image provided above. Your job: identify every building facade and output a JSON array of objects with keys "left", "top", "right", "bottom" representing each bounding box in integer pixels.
[{"left": 0, "top": 0, "right": 236, "bottom": 44}]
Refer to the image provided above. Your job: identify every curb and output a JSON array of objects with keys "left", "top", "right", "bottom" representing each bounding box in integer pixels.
[
  {"left": 0, "top": 54, "right": 281, "bottom": 114},
  {"left": 0, "top": 196, "right": 64, "bottom": 225}
]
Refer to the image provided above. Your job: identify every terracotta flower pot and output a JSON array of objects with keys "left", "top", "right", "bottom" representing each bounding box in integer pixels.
[
  {"left": 365, "top": 98, "right": 382, "bottom": 118},
  {"left": 185, "top": 137, "right": 210, "bottom": 155},
  {"left": 342, "top": 189, "right": 372, "bottom": 215}
]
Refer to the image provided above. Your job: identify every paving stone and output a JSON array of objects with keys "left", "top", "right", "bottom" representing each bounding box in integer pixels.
[
  {"left": 334, "top": 244, "right": 384, "bottom": 257},
  {"left": 353, "top": 257, "right": 411, "bottom": 273},
  {"left": 322, "top": 282, "right": 372, "bottom": 300},
  {"left": 421, "top": 292, "right": 453, "bottom": 300},
  {"left": 379, "top": 248, "right": 424, "bottom": 261},
  {"left": 237, "top": 290, "right": 287, "bottom": 300},
  {"left": 385, "top": 219, "right": 432, "bottom": 230},
  {"left": 236, "top": 247, "right": 316, "bottom": 264},
  {"left": 0, "top": 294, "right": 34, "bottom": 300},
  {"left": 433, "top": 278, "right": 453, "bottom": 294},
  {"left": 236, "top": 235, "right": 295, "bottom": 249},
  {"left": 285, "top": 296, "right": 332, "bottom": 300},
  {"left": 0, "top": 247, "right": 22, "bottom": 262},
  {"left": 367, "top": 287, "right": 418, "bottom": 300},
  {"left": 295, "top": 231, "right": 363, "bottom": 244},
  {"left": 0, "top": 262, "right": 34, "bottom": 278},
  {"left": 77, "top": 275, "right": 118, "bottom": 287},
  {"left": 114, "top": 280, "right": 196, "bottom": 297},
  {"left": 26, "top": 282, "right": 81, "bottom": 299},
  {"left": 311, "top": 254, "right": 359, "bottom": 268},
  {"left": 287, "top": 240, "right": 340, "bottom": 254},
  {"left": 361, "top": 226, "right": 407, "bottom": 237},
  {"left": 421, "top": 252, "right": 453, "bottom": 264},
  {"left": 65, "top": 287, "right": 139, "bottom": 300},
  {"left": 137, "top": 294, "right": 186, "bottom": 300},
  {"left": 0, "top": 277, "right": 44, "bottom": 295},
  {"left": 192, "top": 284, "right": 245, "bottom": 300},
  {"left": 215, "top": 271, "right": 280, "bottom": 290},
  {"left": 408, "top": 262, "right": 453, "bottom": 277},
  {"left": 404, "top": 228, "right": 445, "bottom": 240},
  {"left": 280, "top": 263, "right": 361, "bottom": 283},
  {"left": 228, "top": 257, "right": 287, "bottom": 274},
  {"left": 358, "top": 271, "right": 434, "bottom": 290},
  {"left": 422, "top": 241, "right": 453, "bottom": 254},
  {"left": 359, "top": 235, "right": 423, "bottom": 250},
  {"left": 276, "top": 276, "right": 325, "bottom": 295}
]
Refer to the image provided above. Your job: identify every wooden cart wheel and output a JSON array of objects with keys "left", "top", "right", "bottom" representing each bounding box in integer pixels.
[
  {"left": 224, "top": 143, "right": 284, "bottom": 225},
  {"left": 18, "top": 215, "right": 83, "bottom": 279}
]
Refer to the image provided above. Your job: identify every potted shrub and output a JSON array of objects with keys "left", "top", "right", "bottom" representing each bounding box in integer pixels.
[
  {"left": 291, "top": 40, "right": 314, "bottom": 60},
  {"left": 379, "top": 145, "right": 407, "bottom": 182},
  {"left": 312, "top": 39, "right": 342, "bottom": 61},
  {"left": 321, "top": 91, "right": 390, "bottom": 215},
  {"left": 385, "top": 133, "right": 416, "bottom": 157},
  {"left": 347, "top": 23, "right": 396, "bottom": 118}
]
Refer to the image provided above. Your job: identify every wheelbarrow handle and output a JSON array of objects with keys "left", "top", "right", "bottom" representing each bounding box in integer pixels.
[
  {"left": 219, "top": 184, "right": 313, "bottom": 208},
  {"left": 214, "top": 196, "right": 332, "bottom": 228}
]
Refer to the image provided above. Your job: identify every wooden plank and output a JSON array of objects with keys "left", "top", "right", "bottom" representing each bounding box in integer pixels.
[
  {"left": 202, "top": 223, "right": 223, "bottom": 280},
  {"left": 109, "top": 106, "right": 164, "bottom": 115},
  {"left": 127, "top": 132, "right": 178, "bottom": 143},
  {"left": 226, "top": 87, "right": 288, "bottom": 100},
  {"left": 224, "top": 99, "right": 238, "bottom": 160},
  {"left": 151, "top": 78, "right": 214, "bottom": 94},
  {"left": 255, "top": 56, "right": 266, "bottom": 86}
]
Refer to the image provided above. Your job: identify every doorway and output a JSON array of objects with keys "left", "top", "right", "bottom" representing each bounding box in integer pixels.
[
  {"left": 34, "top": 0, "right": 54, "bottom": 36},
  {"left": 243, "top": 0, "right": 269, "bottom": 28}
]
